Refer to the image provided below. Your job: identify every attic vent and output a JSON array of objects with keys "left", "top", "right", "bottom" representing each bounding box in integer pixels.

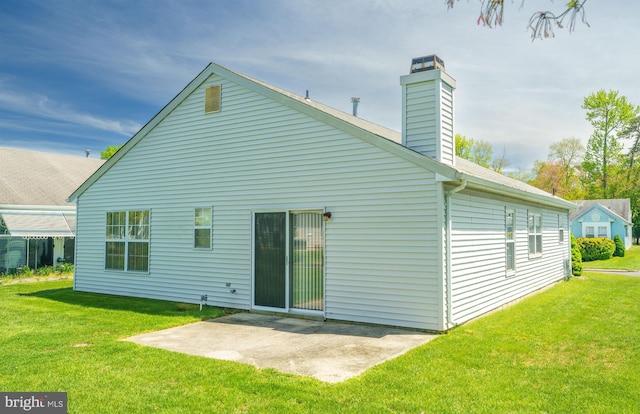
[
  {"left": 205, "top": 85, "right": 221, "bottom": 113},
  {"left": 410, "top": 55, "right": 445, "bottom": 73}
]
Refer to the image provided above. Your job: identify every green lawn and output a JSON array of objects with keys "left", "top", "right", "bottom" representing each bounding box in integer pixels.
[
  {"left": 1, "top": 275, "right": 640, "bottom": 413},
  {"left": 582, "top": 244, "right": 640, "bottom": 270}
]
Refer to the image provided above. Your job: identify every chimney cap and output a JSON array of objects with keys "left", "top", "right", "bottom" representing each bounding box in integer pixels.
[{"left": 410, "top": 55, "right": 445, "bottom": 74}]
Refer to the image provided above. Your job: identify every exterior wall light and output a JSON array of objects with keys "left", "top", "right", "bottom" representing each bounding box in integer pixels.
[{"left": 323, "top": 212, "right": 332, "bottom": 221}]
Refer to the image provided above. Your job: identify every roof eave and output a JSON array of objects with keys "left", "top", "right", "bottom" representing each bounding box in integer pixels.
[{"left": 456, "top": 173, "right": 577, "bottom": 210}]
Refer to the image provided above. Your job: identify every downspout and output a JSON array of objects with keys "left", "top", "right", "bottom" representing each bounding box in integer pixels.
[{"left": 445, "top": 179, "right": 466, "bottom": 330}]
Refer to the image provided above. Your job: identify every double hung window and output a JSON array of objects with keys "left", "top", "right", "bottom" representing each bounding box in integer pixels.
[
  {"left": 506, "top": 210, "right": 515, "bottom": 271},
  {"left": 194, "top": 207, "right": 212, "bottom": 249},
  {"left": 106, "top": 210, "right": 150, "bottom": 271},
  {"left": 528, "top": 212, "right": 542, "bottom": 255}
]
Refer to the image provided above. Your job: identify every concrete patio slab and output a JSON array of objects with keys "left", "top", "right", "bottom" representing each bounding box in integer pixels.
[{"left": 124, "top": 312, "right": 437, "bottom": 383}]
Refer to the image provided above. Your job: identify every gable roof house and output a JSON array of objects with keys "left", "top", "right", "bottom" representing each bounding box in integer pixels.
[
  {"left": 570, "top": 199, "right": 633, "bottom": 249},
  {"left": 69, "top": 56, "right": 575, "bottom": 331},
  {"left": 0, "top": 147, "right": 104, "bottom": 273}
]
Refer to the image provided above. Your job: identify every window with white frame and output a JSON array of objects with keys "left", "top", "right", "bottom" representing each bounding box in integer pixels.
[
  {"left": 506, "top": 210, "right": 515, "bottom": 272},
  {"left": 585, "top": 225, "right": 595, "bottom": 238},
  {"left": 106, "top": 210, "right": 150, "bottom": 271},
  {"left": 194, "top": 207, "right": 212, "bottom": 249},
  {"left": 583, "top": 222, "right": 608, "bottom": 238},
  {"left": 528, "top": 212, "right": 542, "bottom": 255},
  {"left": 598, "top": 226, "right": 608, "bottom": 238},
  {"left": 558, "top": 214, "right": 565, "bottom": 243}
]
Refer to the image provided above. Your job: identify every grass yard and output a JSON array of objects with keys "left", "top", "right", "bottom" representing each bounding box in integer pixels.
[
  {"left": 583, "top": 244, "right": 640, "bottom": 270},
  {"left": 1, "top": 274, "right": 640, "bottom": 413}
]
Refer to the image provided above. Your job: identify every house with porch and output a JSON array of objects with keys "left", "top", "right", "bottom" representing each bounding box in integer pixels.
[
  {"left": 0, "top": 147, "right": 104, "bottom": 273},
  {"left": 69, "top": 56, "right": 575, "bottom": 331}
]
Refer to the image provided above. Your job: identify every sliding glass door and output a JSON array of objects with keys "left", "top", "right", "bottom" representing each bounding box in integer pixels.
[
  {"left": 254, "top": 212, "right": 287, "bottom": 308},
  {"left": 290, "top": 212, "right": 324, "bottom": 311},
  {"left": 254, "top": 211, "right": 324, "bottom": 312}
]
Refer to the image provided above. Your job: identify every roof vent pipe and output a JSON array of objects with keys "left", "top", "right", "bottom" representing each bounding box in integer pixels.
[{"left": 351, "top": 97, "right": 360, "bottom": 117}]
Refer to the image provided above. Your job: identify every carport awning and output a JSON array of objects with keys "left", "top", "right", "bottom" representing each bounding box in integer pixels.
[{"left": 0, "top": 210, "right": 75, "bottom": 238}]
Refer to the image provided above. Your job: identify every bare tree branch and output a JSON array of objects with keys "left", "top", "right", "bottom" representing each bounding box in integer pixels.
[
  {"left": 446, "top": 0, "right": 590, "bottom": 40},
  {"left": 528, "top": 0, "right": 589, "bottom": 41}
]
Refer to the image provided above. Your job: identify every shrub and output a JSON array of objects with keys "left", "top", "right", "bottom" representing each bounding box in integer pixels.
[
  {"left": 35, "top": 266, "right": 55, "bottom": 276},
  {"left": 55, "top": 263, "right": 74, "bottom": 275},
  {"left": 577, "top": 237, "right": 616, "bottom": 261},
  {"left": 18, "top": 266, "right": 35, "bottom": 277},
  {"left": 613, "top": 234, "right": 625, "bottom": 257},
  {"left": 571, "top": 233, "right": 583, "bottom": 276}
]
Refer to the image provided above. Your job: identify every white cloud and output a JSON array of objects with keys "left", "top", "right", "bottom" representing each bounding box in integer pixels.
[
  {"left": 0, "top": 87, "right": 141, "bottom": 136},
  {"left": 1, "top": 0, "right": 640, "bottom": 167}
]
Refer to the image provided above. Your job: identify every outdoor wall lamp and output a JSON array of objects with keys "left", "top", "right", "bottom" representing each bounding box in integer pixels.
[{"left": 323, "top": 212, "right": 332, "bottom": 221}]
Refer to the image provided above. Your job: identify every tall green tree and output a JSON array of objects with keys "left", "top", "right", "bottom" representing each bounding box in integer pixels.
[
  {"left": 620, "top": 117, "right": 640, "bottom": 242},
  {"left": 622, "top": 117, "right": 640, "bottom": 179},
  {"left": 455, "top": 134, "right": 475, "bottom": 159},
  {"left": 471, "top": 140, "right": 493, "bottom": 169},
  {"left": 455, "top": 133, "right": 508, "bottom": 172},
  {"left": 581, "top": 90, "right": 638, "bottom": 199},
  {"left": 101, "top": 144, "right": 124, "bottom": 160}
]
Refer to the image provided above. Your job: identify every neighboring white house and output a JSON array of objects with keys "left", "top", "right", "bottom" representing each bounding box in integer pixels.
[
  {"left": 69, "top": 56, "right": 575, "bottom": 331},
  {"left": 570, "top": 199, "right": 633, "bottom": 249},
  {"left": 0, "top": 147, "right": 104, "bottom": 273}
]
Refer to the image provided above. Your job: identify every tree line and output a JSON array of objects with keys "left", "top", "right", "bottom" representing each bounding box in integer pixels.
[{"left": 457, "top": 89, "right": 640, "bottom": 239}]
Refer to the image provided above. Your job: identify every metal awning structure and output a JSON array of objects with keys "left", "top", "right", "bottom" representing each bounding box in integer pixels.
[{"left": 0, "top": 210, "right": 75, "bottom": 239}]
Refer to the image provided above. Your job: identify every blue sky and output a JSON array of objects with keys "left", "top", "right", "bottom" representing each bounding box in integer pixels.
[{"left": 1, "top": 1, "right": 639, "bottom": 170}]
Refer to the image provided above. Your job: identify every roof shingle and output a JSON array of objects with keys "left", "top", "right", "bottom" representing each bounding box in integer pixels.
[{"left": 0, "top": 147, "right": 104, "bottom": 206}]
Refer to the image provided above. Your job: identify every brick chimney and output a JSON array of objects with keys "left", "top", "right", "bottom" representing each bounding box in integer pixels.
[{"left": 400, "top": 55, "right": 456, "bottom": 165}]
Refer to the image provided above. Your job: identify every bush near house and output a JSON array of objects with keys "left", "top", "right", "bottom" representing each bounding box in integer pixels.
[
  {"left": 0, "top": 263, "right": 74, "bottom": 280},
  {"left": 613, "top": 234, "right": 626, "bottom": 257},
  {"left": 577, "top": 237, "right": 616, "bottom": 262},
  {"left": 571, "top": 233, "right": 583, "bottom": 276}
]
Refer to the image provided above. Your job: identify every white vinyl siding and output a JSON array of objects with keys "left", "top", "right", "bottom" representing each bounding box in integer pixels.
[
  {"left": 74, "top": 73, "right": 442, "bottom": 330},
  {"left": 402, "top": 72, "right": 455, "bottom": 165},
  {"left": 449, "top": 191, "right": 570, "bottom": 324},
  {"left": 439, "top": 83, "right": 455, "bottom": 164}
]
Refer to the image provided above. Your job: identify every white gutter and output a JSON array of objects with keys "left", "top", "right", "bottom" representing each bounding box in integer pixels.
[
  {"left": 445, "top": 179, "right": 466, "bottom": 330},
  {"left": 0, "top": 204, "right": 76, "bottom": 212}
]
